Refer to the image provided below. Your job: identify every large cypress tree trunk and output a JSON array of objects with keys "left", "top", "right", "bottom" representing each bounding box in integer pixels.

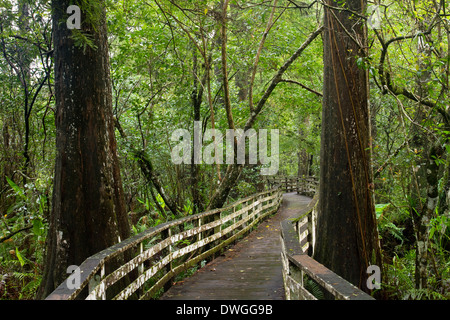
[
  {"left": 314, "top": 0, "right": 382, "bottom": 293},
  {"left": 38, "top": 0, "right": 130, "bottom": 298}
]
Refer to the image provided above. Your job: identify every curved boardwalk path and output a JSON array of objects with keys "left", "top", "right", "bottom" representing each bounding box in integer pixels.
[{"left": 161, "top": 192, "right": 312, "bottom": 300}]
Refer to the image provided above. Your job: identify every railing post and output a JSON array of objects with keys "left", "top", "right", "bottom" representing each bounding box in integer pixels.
[
  {"left": 162, "top": 228, "right": 173, "bottom": 292},
  {"left": 257, "top": 194, "right": 262, "bottom": 219},
  {"left": 289, "top": 262, "right": 303, "bottom": 300},
  {"left": 242, "top": 200, "right": 248, "bottom": 230},
  {"left": 307, "top": 209, "right": 313, "bottom": 256},
  {"left": 89, "top": 264, "right": 105, "bottom": 300},
  {"left": 308, "top": 201, "right": 317, "bottom": 257},
  {"left": 233, "top": 205, "right": 237, "bottom": 236},
  {"left": 138, "top": 242, "right": 144, "bottom": 297},
  {"left": 197, "top": 216, "right": 202, "bottom": 241},
  {"left": 300, "top": 176, "right": 304, "bottom": 194},
  {"left": 213, "top": 210, "right": 222, "bottom": 258},
  {"left": 251, "top": 197, "right": 256, "bottom": 228},
  {"left": 101, "top": 265, "right": 106, "bottom": 300},
  {"left": 138, "top": 242, "right": 144, "bottom": 276},
  {"left": 168, "top": 228, "right": 173, "bottom": 272}
]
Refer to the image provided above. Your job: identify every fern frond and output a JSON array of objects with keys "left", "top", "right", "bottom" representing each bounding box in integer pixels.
[{"left": 304, "top": 277, "right": 325, "bottom": 300}]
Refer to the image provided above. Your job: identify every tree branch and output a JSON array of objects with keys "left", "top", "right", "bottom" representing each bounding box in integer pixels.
[
  {"left": 279, "top": 79, "right": 323, "bottom": 97},
  {"left": 374, "top": 138, "right": 410, "bottom": 179},
  {"left": 0, "top": 225, "right": 32, "bottom": 243},
  {"left": 113, "top": 118, "right": 181, "bottom": 217},
  {"left": 207, "top": 25, "right": 323, "bottom": 210},
  {"left": 221, "top": 0, "right": 235, "bottom": 131},
  {"left": 249, "top": 0, "right": 279, "bottom": 113},
  {"left": 244, "top": 24, "right": 324, "bottom": 130},
  {"left": 374, "top": 9, "right": 449, "bottom": 123}
]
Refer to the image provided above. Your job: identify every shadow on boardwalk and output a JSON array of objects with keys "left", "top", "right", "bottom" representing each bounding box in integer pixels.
[{"left": 160, "top": 192, "right": 312, "bottom": 300}]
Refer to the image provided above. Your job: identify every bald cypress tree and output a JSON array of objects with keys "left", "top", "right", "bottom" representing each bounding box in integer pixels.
[
  {"left": 314, "top": 0, "right": 382, "bottom": 293},
  {"left": 38, "top": 0, "right": 130, "bottom": 298}
]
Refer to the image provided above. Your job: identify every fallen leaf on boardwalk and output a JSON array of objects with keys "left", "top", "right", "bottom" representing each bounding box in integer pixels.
[
  {"left": 210, "top": 268, "right": 216, "bottom": 271},
  {"left": 257, "top": 236, "right": 264, "bottom": 239}
]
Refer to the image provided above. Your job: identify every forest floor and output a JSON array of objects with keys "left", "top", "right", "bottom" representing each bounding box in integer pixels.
[{"left": 160, "top": 192, "right": 312, "bottom": 300}]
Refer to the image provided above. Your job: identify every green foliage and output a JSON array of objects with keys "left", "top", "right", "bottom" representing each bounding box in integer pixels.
[
  {"left": 137, "top": 196, "right": 152, "bottom": 211},
  {"left": 1, "top": 176, "right": 48, "bottom": 299},
  {"left": 429, "top": 212, "right": 450, "bottom": 248},
  {"left": 70, "top": 29, "right": 97, "bottom": 51},
  {"left": 304, "top": 276, "right": 325, "bottom": 300},
  {"left": 384, "top": 249, "right": 450, "bottom": 300},
  {"left": 0, "top": 0, "right": 449, "bottom": 300},
  {"left": 376, "top": 203, "right": 406, "bottom": 245},
  {"left": 183, "top": 199, "right": 193, "bottom": 216},
  {"left": 6, "top": 177, "right": 25, "bottom": 200},
  {"left": 68, "top": 0, "right": 105, "bottom": 50}
]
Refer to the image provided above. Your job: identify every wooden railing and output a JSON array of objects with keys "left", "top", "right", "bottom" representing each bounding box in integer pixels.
[
  {"left": 46, "top": 174, "right": 374, "bottom": 300},
  {"left": 280, "top": 178, "right": 375, "bottom": 300},
  {"left": 46, "top": 188, "right": 283, "bottom": 300},
  {"left": 266, "top": 176, "right": 318, "bottom": 196}
]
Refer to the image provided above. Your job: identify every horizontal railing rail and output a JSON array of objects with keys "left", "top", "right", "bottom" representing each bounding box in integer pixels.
[
  {"left": 266, "top": 176, "right": 318, "bottom": 196},
  {"left": 46, "top": 188, "right": 283, "bottom": 300},
  {"left": 46, "top": 174, "right": 373, "bottom": 301},
  {"left": 279, "top": 177, "right": 375, "bottom": 300}
]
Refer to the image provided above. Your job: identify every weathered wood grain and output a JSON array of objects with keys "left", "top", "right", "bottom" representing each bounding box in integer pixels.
[
  {"left": 47, "top": 188, "right": 283, "bottom": 300},
  {"left": 279, "top": 179, "right": 375, "bottom": 300},
  {"left": 161, "top": 192, "right": 308, "bottom": 300},
  {"left": 47, "top": 175, "right": 374, "bottom": 301}
]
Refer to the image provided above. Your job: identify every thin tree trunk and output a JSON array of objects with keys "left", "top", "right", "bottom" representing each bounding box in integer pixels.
[
  {"left": 191, "top": 47, "right": 205, "bottom": 213},
  {"left": 411, "top": 11, "right": 435, "bottom": 289},
  {"left": 415, "top": 145, "right": 443, "bottom": 289}
]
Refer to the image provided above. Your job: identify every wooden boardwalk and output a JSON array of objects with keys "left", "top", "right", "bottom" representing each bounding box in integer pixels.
[{"left": 160, "top": 192, "right": 312, "bottom": 300}]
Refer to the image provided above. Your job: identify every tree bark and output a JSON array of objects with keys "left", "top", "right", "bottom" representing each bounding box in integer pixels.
[
  {"left": 38, "top": 0, "right": 130, "bottom": 298},
  {"left": 190, "top": 46, "right": 206, "bottom": 214},
  {"left": 411, "top": 13, "right": 436, "bottom": 290},
  {"left": 133, "top": 149, "right": 181, "bottom": 216},
  {"left": 314, "top": 0, "right": 382, "bottom": 293},
  {"left": 414, "top": 145, "right": 443, "bottom": 289}
]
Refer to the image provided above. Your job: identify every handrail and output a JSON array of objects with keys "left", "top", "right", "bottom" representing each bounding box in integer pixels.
[
  {"left": 46, "top": 188, "right": 283, "bottom": 300},
  {"left": 46, "top": 174, "right": 374, "bottom": 300},
  {"left": 266, "top": 175, "right": 318, "bottom": 196},
  {"left": 279, "top": 177, "right": 375, "bottom": 300}
]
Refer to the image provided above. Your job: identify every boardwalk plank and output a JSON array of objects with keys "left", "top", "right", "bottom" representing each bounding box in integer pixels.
[{"left": 160, "top": 193, "right": 312, "bottom": 300}]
